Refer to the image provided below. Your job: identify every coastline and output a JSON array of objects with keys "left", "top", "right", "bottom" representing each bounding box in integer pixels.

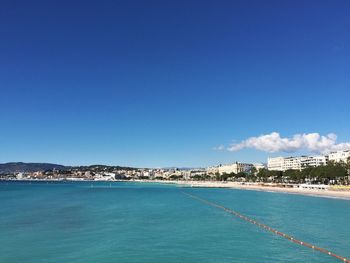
[{"left": 147, "top": 180, "right": 350, "bottom": 201}]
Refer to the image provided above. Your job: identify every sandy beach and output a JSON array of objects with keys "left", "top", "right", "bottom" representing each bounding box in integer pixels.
[{"left": 147, "top": 180, "right": 350, "bottom": 200}]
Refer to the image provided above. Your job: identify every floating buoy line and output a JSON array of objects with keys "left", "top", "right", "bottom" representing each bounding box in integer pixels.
[{"left": 182, "top": 192, "right": 350, "bottom": 263}]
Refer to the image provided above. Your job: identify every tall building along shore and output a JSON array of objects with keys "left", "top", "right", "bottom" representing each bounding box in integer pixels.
[
  {"left": 1, "top": 150, "right": 350, "bottom": 195},
  {"left": 1, "top": 149, "right": 350, "bottom": 200},
  {"left": 0, "top": 150, "right": 349, "bottom": 181},
  {"left": 268, "top": 150, "right": 350, "bottom": 171}
]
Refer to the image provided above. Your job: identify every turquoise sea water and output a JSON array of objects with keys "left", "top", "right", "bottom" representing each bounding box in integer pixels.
[{"left": 1, "top": 181, "right": 350, "bottom": 263}]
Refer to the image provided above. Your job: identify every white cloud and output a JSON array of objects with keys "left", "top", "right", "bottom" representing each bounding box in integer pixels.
[{"left": 225, "top": 132, "right": 350, "bottom": 154}]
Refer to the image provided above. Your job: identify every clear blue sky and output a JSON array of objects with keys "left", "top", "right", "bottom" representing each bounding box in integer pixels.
[{"left": 1, "top": 0, "right": 349, "bottom": 167}]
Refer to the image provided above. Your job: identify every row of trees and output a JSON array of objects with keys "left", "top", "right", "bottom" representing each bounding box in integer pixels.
[{"left": 216, "top": 161, "right": 350, "bottom": 185}]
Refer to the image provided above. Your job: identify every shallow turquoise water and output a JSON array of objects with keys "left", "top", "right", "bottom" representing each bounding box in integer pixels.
[{"left": 1, "top": 181, "right": 350, "bottom": 263}]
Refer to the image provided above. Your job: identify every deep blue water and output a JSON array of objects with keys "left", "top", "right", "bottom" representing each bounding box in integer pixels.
[{"left": 1, "top": 181, "right": 350, "bottom": 263}]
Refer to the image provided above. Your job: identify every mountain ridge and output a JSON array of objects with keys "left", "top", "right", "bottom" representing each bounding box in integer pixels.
[{"left": 0, "top": 162, "right": 67, "bottom": 174}]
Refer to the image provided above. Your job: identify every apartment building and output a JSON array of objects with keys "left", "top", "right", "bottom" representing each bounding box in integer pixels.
[
  {"left": 328, "top": 150, "right": 350, "bottom": 163},
  {"left": 267, "top": 157, "right": 286, "bottom": 171},
  {"left": 207, "top": 162, "right": 254, "bottom": 175},
  {"left": 268, "top": 155, "right": 328, "bottom": 171},
  {"left": 301, "top": 155, "right": 328, "bottom": 168},
  {"left": 218, "top": 162, "right": 253, "bottom": 175}
]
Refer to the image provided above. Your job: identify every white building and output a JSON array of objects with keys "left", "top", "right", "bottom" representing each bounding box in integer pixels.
[
  {"left": 301, "top": 155, "right": 328, "bottom": 168},
  {"left": 16, "top": 173, "right": 24, "bottom": 180},
  {"left": 217, "top": 162, "right": 253, "bottom": 175},
  {"left": 267, "top": 157, "right": 286, "bottom": 171},
  {"left": 268, "top": 155, "right": 328, "bottom": 171},
  {"left": 283, "top": 156, "right": 304, "bottom": 170},
  {"left": 94, "top": 172, "right": 115, "bottom": 181},
  {"left": 328, "top": 150, "right": 350, "bottom": 163},
  {"left": 206, "top": 166, "right": 219, "bottom": 175}
]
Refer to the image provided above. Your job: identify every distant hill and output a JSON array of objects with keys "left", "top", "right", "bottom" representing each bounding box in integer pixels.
[{"left": 0, "top": 162, "right": 67, "bottom": 174}]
